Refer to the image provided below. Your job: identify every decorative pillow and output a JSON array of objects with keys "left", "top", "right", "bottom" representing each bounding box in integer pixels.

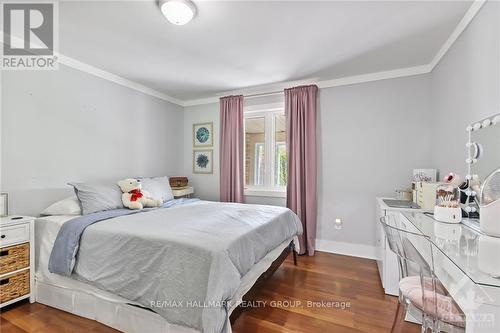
[
  {"left": 68, "top": 182, "right": 123, "bottom": 215},
  {"left": 41, "top": 196, "right": 82, "bottom": 216},
  {"left": 139, "top": 176, "right": 174, "bottom": 203}
]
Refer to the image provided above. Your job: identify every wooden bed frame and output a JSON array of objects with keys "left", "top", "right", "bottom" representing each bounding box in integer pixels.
[{"left": 230, "top": 241, "right": 297, "bottom": 323}]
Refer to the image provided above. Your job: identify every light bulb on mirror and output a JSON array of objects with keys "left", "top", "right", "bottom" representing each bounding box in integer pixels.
[{"left": 482, "top": 119, "right": 492, "bottom": 127}]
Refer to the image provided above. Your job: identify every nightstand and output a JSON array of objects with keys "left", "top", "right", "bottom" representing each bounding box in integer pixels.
[
  {"left": 0, "top": 216, "right": 35, "bottom": 308},
  {"left": 172, "top": 186, "right": 194, "bottom": 198}
]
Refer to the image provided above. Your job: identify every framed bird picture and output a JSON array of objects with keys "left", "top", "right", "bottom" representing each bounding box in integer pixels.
[
  {"left": 193, "top": 150, "right": 213, "bottom": 174},
  {"left": 193, "top": 122, "right": 213, "bottom": 147}
]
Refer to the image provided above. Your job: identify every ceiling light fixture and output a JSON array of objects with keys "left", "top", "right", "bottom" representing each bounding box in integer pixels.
[{"left": 159, "top": 0, "right": 197, "bottom": 25}]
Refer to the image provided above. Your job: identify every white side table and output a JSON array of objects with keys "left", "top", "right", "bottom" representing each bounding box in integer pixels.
[
  {"left": 172, "top": 187, "right": 194, "bottom": 198},
  {"left": 0, "top": 215, "right": 35, "bottom": 308}
]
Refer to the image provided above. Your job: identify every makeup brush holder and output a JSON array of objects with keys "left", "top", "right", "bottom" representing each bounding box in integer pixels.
[
  {"left": 480, "top": 199, "right": 500, "bottom": 237},
  {"left": 434, "top": 184, "right": 461, "bottom": 223},
  {"left": 478, "top": 235, "right": 500, "bottom": 278}
]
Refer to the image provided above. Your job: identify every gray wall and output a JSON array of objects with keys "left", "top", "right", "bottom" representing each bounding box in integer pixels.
[
  {"left": 431, "top": 1, "right": 500, "bottom": 176},
  {"left": 318, "top": 75, "right": 433, "bottom": 247},
  {"left": 1, "top": 65, "right": 184, "bottom": 216},
  {"left": 183, "top": 75, "right": 434, "bottom": 249},
  {"left": 183, "top": 102, "right": 220, "bottom": 201}
]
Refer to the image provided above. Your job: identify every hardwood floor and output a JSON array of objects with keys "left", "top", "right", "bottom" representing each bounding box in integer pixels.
[
  {"left": 0, "top": 252, "right": 419, "bottom": 333},
  {"left": 232, "top": 252, "right": 419, "bottom": 333}
]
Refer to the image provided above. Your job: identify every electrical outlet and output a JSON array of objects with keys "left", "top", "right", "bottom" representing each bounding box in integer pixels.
[{"left": 334, "top": 218, "right": 343, "bottom": 230}]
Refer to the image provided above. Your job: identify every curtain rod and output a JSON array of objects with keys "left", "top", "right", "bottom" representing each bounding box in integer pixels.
[
  {"left": 224, "top": 83, "right": 316, "bottom": 99},
  {"left": 219, "top": 91, "right": 284, "bottom": 99},
  {"left": 244, "top": 91, "right": 283, "bottom": 99}
]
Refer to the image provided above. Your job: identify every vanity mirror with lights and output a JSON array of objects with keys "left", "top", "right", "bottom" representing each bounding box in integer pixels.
[{"left": 463, "top": 113, "right": 500, "bottom": 220}]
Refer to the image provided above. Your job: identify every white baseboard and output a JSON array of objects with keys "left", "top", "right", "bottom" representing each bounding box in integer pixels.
[{"left": 315, "top": 239, "right": 380, "bottom": 260}]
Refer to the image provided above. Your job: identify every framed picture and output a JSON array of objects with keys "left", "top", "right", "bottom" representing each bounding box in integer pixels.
[
  {"left": 193, "top": 122, "right": 213, "bottom": 147},
  {"left": 0, "top": 193, "right": 8, "bottom": 217},
  {"left": 193, "top": 150, "right": 213, "bottom": 174}
]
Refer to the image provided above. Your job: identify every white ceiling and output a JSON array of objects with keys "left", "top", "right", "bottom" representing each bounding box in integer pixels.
[{"left": 59, "top": 0, "right": 472, "bottom": 102}]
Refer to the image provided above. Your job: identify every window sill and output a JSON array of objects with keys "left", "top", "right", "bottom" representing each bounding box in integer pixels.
[{"left": 244, "top": 188, "right": 287, "bottom": 198}]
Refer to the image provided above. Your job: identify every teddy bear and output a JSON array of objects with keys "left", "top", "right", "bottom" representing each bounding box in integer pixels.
[{"left": 117, "top": 178, "right": 162, "bottom": 210}]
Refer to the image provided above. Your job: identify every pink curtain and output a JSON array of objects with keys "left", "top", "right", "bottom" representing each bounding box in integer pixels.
[
  {"left": 219, "top": 95, "right": 245, "bottom": 203},
  {"left": 285, "top": 85, "right": 318, "bottom": 256}
]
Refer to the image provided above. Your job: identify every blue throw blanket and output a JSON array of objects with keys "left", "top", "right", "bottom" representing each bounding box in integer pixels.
[{"left": 48, "top": 198, "right": 199, "bottom": 276}]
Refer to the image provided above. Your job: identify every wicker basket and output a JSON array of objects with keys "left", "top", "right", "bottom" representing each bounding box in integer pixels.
[
  {"left": 169, "top": 177, "right": 188, "bottom": 189},
  {"left": 0, "top": 243, "right": 29, "bottom": 275},
  {"left": 0, "top": 269, "right": 30, "bottom": 303}
]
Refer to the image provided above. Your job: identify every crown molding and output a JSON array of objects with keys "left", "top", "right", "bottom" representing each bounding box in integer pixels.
[
  {"left": 58, "top": 54, "right": 184, "bottom": 106},
  {"left": 182, "top": 65, "right": 432, "bottom": 107},
  {"left": 182, "top": 96, "right": 218, "bottom": 107},
  {"left": 428, "top": 0, "right": 486, "bottom": 71},
  {"left": 316, "top": 64, "right": 431, "bottom": 89}
]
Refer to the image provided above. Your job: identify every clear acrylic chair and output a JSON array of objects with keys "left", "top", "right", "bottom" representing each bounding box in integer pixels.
[{"left": 380, "top": 215, "right": 465, "bottom": 333}]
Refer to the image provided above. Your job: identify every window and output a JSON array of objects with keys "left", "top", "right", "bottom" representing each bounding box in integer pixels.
[
  {"left": 244, "top": 108, "right": 287, "bottom": 196},
  {"left": 254, "top": 143, "right": 265, "bottom": 185},
  {"left": 275, "top": 142, "right": 287, "bottom": 187}
]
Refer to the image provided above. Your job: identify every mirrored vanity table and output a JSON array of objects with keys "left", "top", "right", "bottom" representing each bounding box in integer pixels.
[
  {"left": 376, "top": 112, "right": 500, "bottom": 331},
  {"left": 400, "top": 212, "right": 500, "bottom": 332}
]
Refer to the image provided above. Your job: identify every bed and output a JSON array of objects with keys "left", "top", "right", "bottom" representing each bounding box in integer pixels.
[{"left": 35, "top": 199, "right": 302, "bottom": 333}]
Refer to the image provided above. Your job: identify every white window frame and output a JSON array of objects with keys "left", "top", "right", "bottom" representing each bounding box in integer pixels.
[{"left": 244, "top": 103, "right": 286, "bottom": 198}]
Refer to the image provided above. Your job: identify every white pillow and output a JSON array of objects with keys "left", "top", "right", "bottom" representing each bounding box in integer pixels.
[
  {"left": 41, "top": 196, "right": 82, "bottom": 216},
  {"left": 139, "top": 176, "right": 174, "bottom": 203}
]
